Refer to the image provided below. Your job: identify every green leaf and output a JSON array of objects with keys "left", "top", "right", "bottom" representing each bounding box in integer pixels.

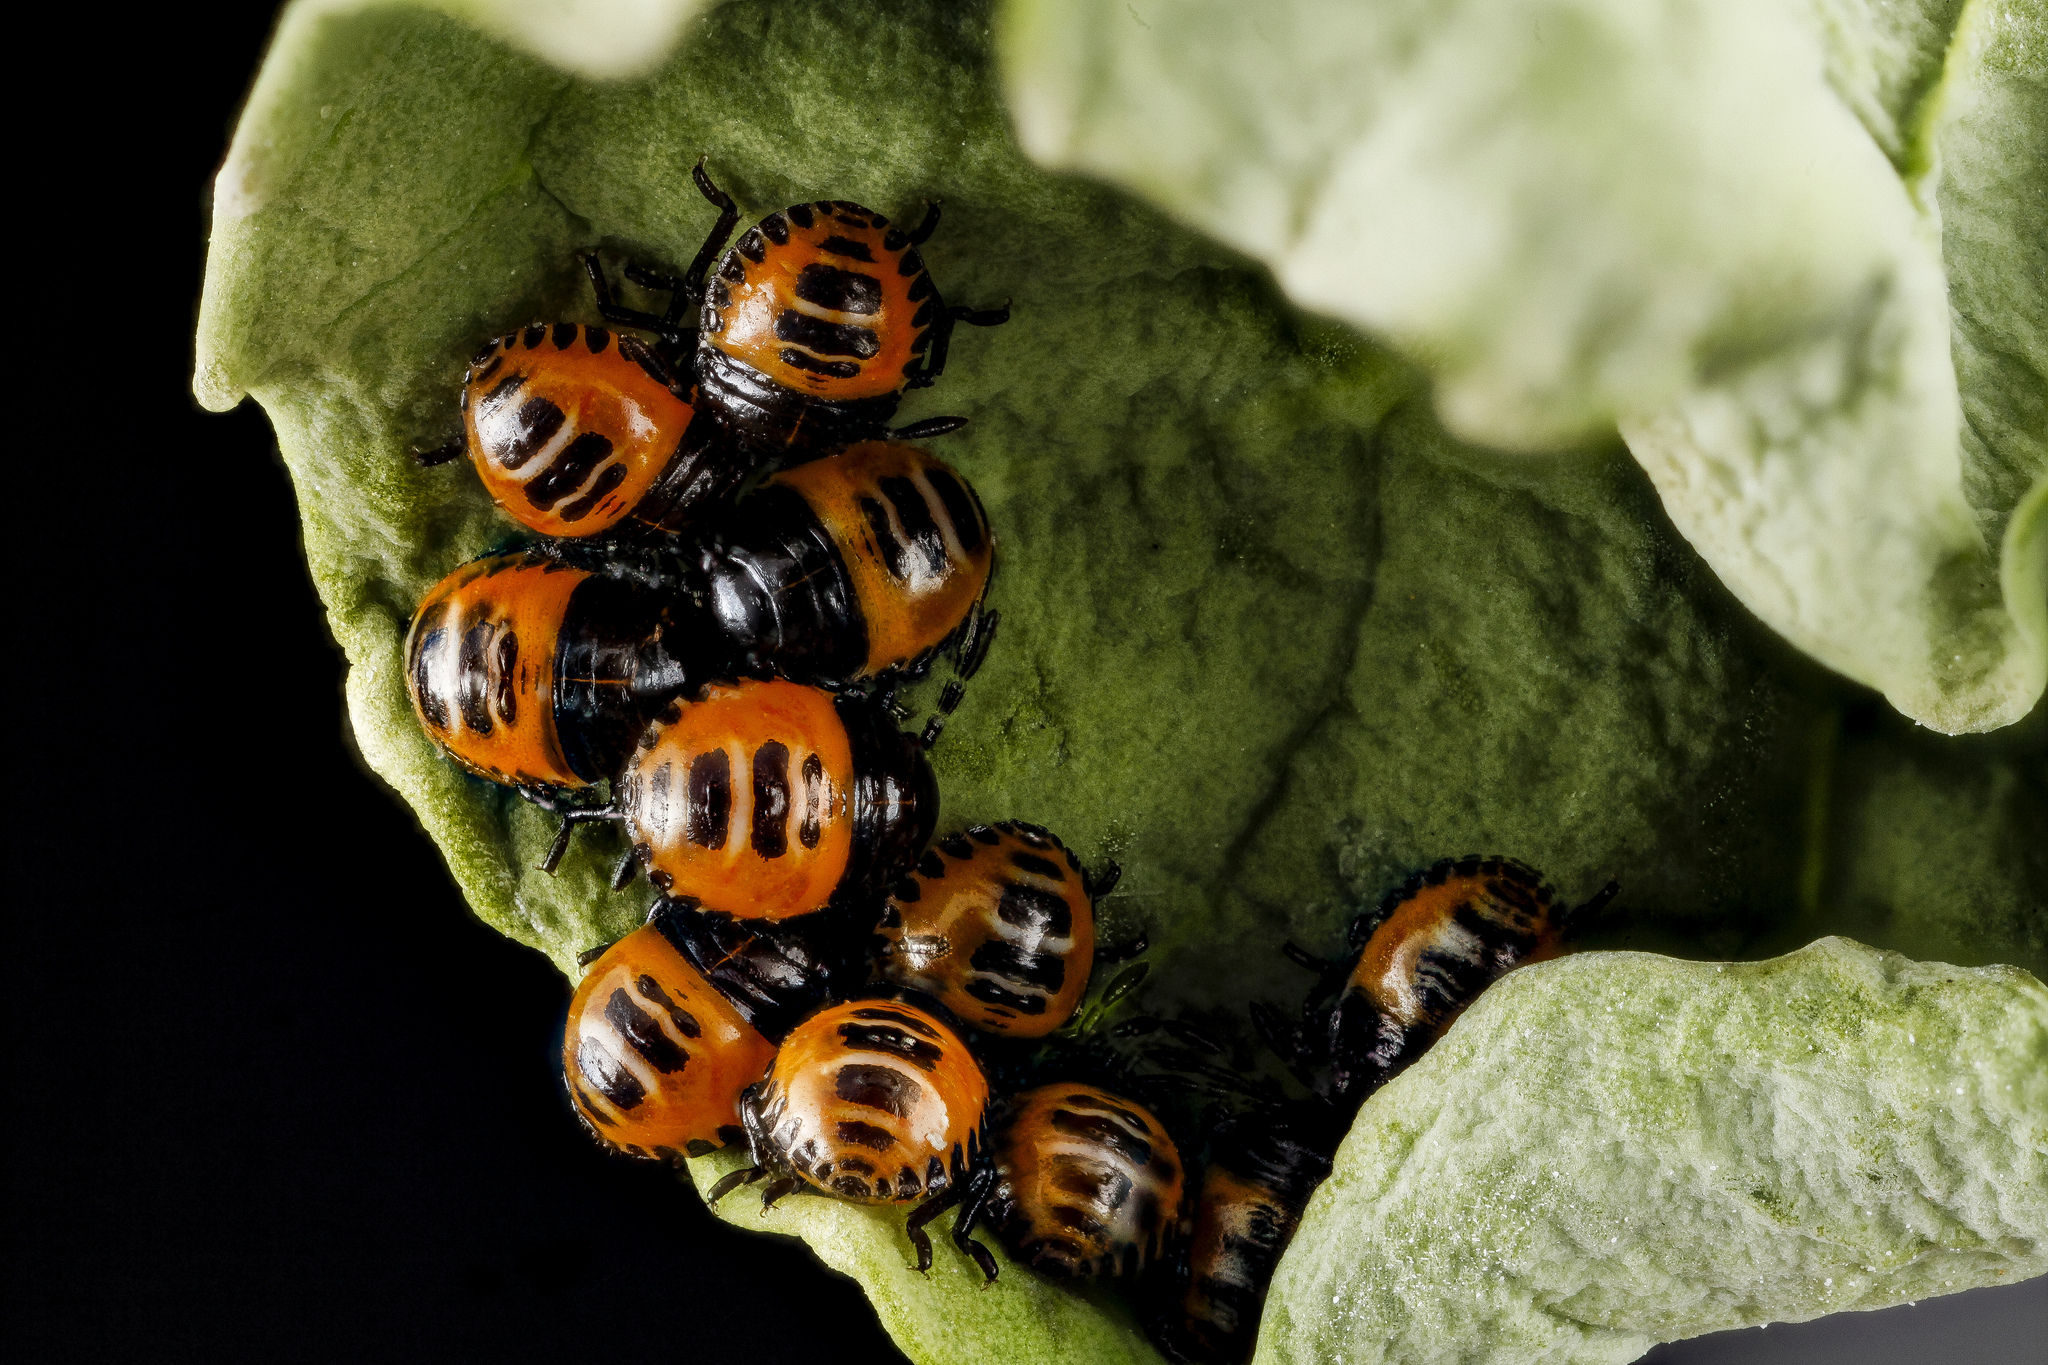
[
  {"left": 1260, "top": 938, "right": 2048, "bottom": 1363},
  {"left": 196, "top": 1, "right": 2047, "bottom": 1361},
  {"left": 999, "top": 0, "right": 2048, "bottom": 735}
]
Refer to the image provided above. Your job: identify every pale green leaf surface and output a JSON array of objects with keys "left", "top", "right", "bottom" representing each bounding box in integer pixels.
[
  {"left": 196, "top": 1, "right": 2047, "bottom": 1361},
  {"left": 1260, "top": 938, "right": 2048, "bottom": 1365},
  {"left": 999, "top": 0, "right": 2048, "bottom": 734}
]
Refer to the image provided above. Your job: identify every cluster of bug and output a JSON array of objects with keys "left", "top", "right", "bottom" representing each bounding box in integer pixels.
[{"left": 401, "top": 160, "right": 1621, "bottom": 1364}]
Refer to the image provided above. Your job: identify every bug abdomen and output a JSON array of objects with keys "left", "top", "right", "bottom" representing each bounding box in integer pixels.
[
  {"left": 877, "top": 823, "right": 1093, "bottom": 1037},
  {"left": 769, "top": 442, "right": 994, "bottom": 677},
  {"left": 562, "top": 924, "right": 776, "bottom": 1159},
  {"left": 462, "top": 324, "right": 698, "bottom": 537},
  {"left": 990, "top": 1084, "right": 1185, "bottom": 1278},
  {"left": 755, "top": 1001, "right": 989, "bottom": 1203},
  {"left": 693, "top": 484, "right": 872, "bottom": 682},
  {"left": 618, "top": 681, "right": 856, "bottom": 919},
  {"left": 703, "top": 202, "right": 933, "bottom": 406}
]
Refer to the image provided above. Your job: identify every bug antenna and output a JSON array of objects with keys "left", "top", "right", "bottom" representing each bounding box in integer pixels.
[{"left": 891, "top": 415, "right": 969, "bottom": 441}]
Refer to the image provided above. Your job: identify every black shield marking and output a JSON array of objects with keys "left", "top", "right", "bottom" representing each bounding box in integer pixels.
[
  {"left": 555, "top": 460, "right": 628, "bottom": 523},
  {"left": 878, "top": 476, "right": 949, "bottom": 577},
  {"left": 635, "top": 974, "right": 702, "bottom": 1038},
  {"left": 786, "top": 204, "right": 815, "bottom": 230},
  {"left": 687, "top": 749, "right": 731, "bottom": 849},
  {"left": 751, "top": 740, "right": 791, "bottom": 859},
  {"left": 799, "top": 753, "right": 825, "bottom": 849},
  {"left": 476, "top": 372, "right": 524, "bottom": 420},
  {"left": 834, "top": 1120, "right": 899, "bottom": 1152},
  {"left": 849, "top": 1006, "right": 941, "bottom": 1036},
  {"left": 818, "top": 234, "right": 874, "bottom": 261},
  {"left": 408, "top": 603, "right": 452, "bottom": 731},
  {"left": 923, "top": 467, "right": 984, "bottom": 554},
  {"left": 793, "top": 262, "right": 883, "bottom": 315},
  {"left": 575, "top": 1037, "right": 646, "bottom": 1109},
  {"left": 1010, "top": 851, "right": 1064, "bottom": 880},
  {"left": 835, "top": 1063, "right": 922, "bottom": 1119},
  {"left": 498, "top": 395, "right": 566, "bottom": 471},
  {"left": 585, "top": 326, "right": 610, "bottom": 354},
  {"left": 552, "top": 322, "right": 577, "bottom": 349},
  {"left": 523, "top": 432, "right": 614, "bottom": 510},
  {"left": 774, "top": 309, "right": 880, "bottom": 359},
  {"left": 605, "top": 987, "right": 687, "bottom": 1073},
  {"left": 522, "top": 324, "right": 547, "bottom": 348},
  {"left": 859, "top": 496, "right": 912, "bottom": 581},
  {"left": 964, "top": 978, "right": 1047, "bottom": 1014},
  {"left": 456, "top": 621, "right": 495, "bottom": 734},
  {"left": 778, "top": 348, "right": 862, "bottom": 378},
  {"left": 836, "top": 1022, "right": 944, "bottom": 1071},
  {"left": 492, "top": 631, "right": 518, "bottom": 726},
  {"left": 971, "top": 939, "right": 1067, "bottom": 992},
  {"left": 997, "top": 883, "right": 1073, "bottom": 937},
  {"left": 760, "top": 212, "right": 790, "bottom": 245},
  {"left": 1051, "top": 1109, "right": 1153, "bottom": 1169}
]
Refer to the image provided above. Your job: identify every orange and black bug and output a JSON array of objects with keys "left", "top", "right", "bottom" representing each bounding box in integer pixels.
[
  {"left": 561, "top": 915, "right": 778, "bottom": 1161},
  {"left": 416, "top": 165, "right": 760, "bottom": 534},
  {"left": 1149, "top": 1105, "right": 1337, "bottom": 1365},
  {"left": 874, "top": 822, "right": 1134, "bottom": 1039},
  {"left": 709, "top": 997, "right": 1000, "bottom": 1281},
  {"left": 691, "top": 440, "right": 999, "bottom": 691},
  {"left": 1255, "top": 856, "right": 1619, "bottom": 1114},
  {"left": 419, "top": 316, "right": 746, "bottom": 537},
  {"left": 403, "top": 548, "right": 701, "bottom": 795},
  {"left": 979, "top": 1082, "right": 1187, "bottom": 1279},
  {"left": 680, "top": 167, "right": 1009, "bottom": 456},
  {"left": 547, "top": 679, "right": 936, "bottom": 918}
]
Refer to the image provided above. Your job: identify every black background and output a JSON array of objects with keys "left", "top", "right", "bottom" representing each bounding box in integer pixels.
[{"left": 8, "top": 2, "right": 2040, "bottom": 1361}]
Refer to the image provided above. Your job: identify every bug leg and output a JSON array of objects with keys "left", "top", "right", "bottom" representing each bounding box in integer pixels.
[
  {"left": 1083, "top": 860, "right": 1124, "bottom": 903},
  {"left": 414, "top": 441, "right": 464, "bottom": 467},
  {"left": 952, "top": 301, "right": 1012, "bottom": 329},
  {"left": 918, "top": 715, "right": 948, "bottom": 751},
  {"left": 907, "top": 200, "right": 941, "bottom": 246},
  {"left": 904, "top": 1182, "right": 962, "bottom": 1274},
  {"left": 581, "top": 254, "right": 674, "bottom": 332},
  {"left": 891, "top": 415, "right": 969, "bottom": 440},
  {"left": 706, "top": 1164, "right": 766, "bottom": 1204},
  {"left": 951, "top": 1167, "right": 1001, "bottom": 1285},
  {"left": 759, "top": 1177, "right": 800, "bottom": 1211},
  {"left": 953, "top": 608, "right": 1000, "bottom": 683},
  {"left": 683, "top": 157, "right": 742, "bottom": 294},
  {"left": 574, "top": 938, "right": 620, "bottom": 969},
  {"left": 536, "top": 806, "right": 623, "bottom": 875},
  {"left": 1282, "top": 941, "right": 1338, "bottom": 973},
  {"left": 624, "top": 263, "right": 687, "bottom": 293},
  {"left": 609, "top": 845, "right": 640, "bottom": 891}
]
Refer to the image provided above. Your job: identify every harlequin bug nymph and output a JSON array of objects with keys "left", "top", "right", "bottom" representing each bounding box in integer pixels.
[
  {"left": 685, "top": 168, "right": 1010, "bottom": 455},
  {"left": 691, "top": 440, "right": 998, "bottom": 688},
  {"left": 984, "top": 1083, "right": 1187, "bottom": 1279},
  {"left": 561, "top": 909, "right": 778, "bottom": 1161},
  {"left": 710, "top": 998, "right": 1001, "bottom": 1281},
  {"left": 403, "top": 548, "right": 703, "bottom": 793},
  {"left": 577, "top": 678, "right": 938, "bottom": 918},
  {"left": 1151, "top": 1103, "right": 1337, "bottom": 1365},
  {"left": 1257, "top": 856, "right": 1619, "bottom": 1116},
  {"left": 875, "top": 823, "right": 1132, "bottom": 1039},
  {"left": 417, "top": 167, "right": 760, "bottom": 534}
]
